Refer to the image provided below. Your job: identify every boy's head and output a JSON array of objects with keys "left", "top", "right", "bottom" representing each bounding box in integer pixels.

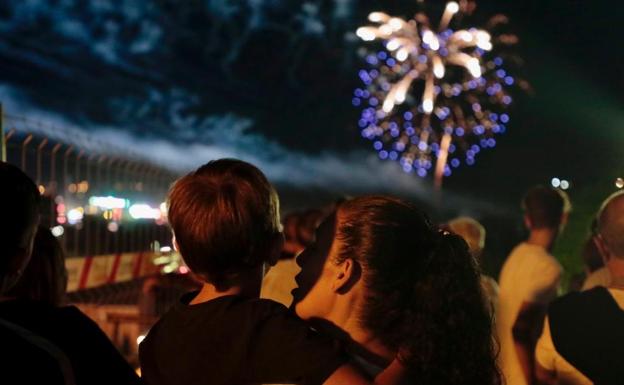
[
  {"left": 0, "top": 162, "right": 41, "bottom": 294},
  {"left": 167, "top": 159, "right": 282, "bottom": 290}
]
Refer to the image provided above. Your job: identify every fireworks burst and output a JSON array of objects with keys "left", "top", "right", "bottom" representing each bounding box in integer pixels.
[{"left": 353, "top": 1, "right": 519, "bottom": 187}]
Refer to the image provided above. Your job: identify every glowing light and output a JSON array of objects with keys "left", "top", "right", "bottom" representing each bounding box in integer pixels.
[
  {"left": 137, "top": 335, "right": 146, "bottom": 345},
  {"left": 355, "top": 2, "right": 519, "bottom": 181},
  {"left": 77, "top": 181, "right": 89, "bottom": 194},
  {"left": 89, "top": 196, "right": 128, "bottom": 209},
  {"left": 616, "top": 178, "right": 624, "bottom": 189},
  {"left": 551, "top": 178, "right": 561, "bottom": 188},
  {"left": 51, "top": 225, "right": 64, "bottom": 237},
  {"left": 369, "top": 12, "right": 390, "bottom": 23},
  {"left": 129, "top": 204, "right": 161, "bottom": 220},
  {"left": 446, "top": 2, "right": 459, "bottom": 14},
  {"left": 423, "top": 99, "right": 434, "bottom": 113},
  {"left": 160, "top": 202, "right": 168, "bottom": 216},
  {"left": 560, "top": 180, "right": 570, "bottom": 190},
  {"left": 395, "top": 48, "right": 409, "bottom": 62},
  {"left": 160, "top": 246, "right": 172, "bottom": 253},
  {"left": 107, "top": 222, "right": 119, "bottom": 232},
  {"left": 67, "top": 208, "right": 84, "bottom": 225},
  {"left": 179, "top": 266, "right": 190, "bottom": 274},
  {"left": 38, "top": 185, "right": 46, "bottom": 195},
  {"left": 356, "top": 27, "right": 377, "bottom": 41}
]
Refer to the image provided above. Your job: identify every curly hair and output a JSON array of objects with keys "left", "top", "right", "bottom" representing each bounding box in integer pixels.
[{"left": 334, "top": 196, "right": 500, "bottom": 385}]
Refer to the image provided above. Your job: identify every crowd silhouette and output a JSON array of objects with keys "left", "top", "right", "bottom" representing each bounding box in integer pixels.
[{"left": 1, "top": 158, "right": 622, "bottom": 385}]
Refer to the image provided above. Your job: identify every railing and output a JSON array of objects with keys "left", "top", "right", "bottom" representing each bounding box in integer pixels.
[{"left": 1, "top": 106, "right": 182, "bottom": 291}]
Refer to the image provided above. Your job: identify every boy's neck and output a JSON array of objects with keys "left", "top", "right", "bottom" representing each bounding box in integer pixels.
[{"left": 190, "top": 268, "right": 263, "bottom": 305}]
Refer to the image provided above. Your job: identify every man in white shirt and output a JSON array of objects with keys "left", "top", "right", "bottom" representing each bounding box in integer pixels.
[
  {"left": 497, "top": 186, "right": 570, "bottom": 385},
  {"left": 535, "top": 191, "right": 624, "bottom": 384}
]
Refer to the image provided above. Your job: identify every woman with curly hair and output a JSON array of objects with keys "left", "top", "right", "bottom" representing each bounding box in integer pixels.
[{"left": 292, "top": 196, "right": 500, "bottom": 384}]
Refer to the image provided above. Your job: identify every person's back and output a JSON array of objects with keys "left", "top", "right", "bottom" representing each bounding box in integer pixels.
[
  {"left": 496, "top": 186, "right": 569, "bottom": 385},
  {"left": 0, "top": 162, "right": 140, "bottom": 385},
  {"left": 141, "top": 293, "right": 344, "bottom": 385},
  {"left": 535, "top": 191, "right": 624, "bottom": 384},
  {"left": 497, "top": 243, "right": 562, "bottom": 382},
  {"left": 139, "top": 159, "right": 402, "bottom": 385},
  {"left": 0, "top": 162, "right": 70, "bottom": 385}
]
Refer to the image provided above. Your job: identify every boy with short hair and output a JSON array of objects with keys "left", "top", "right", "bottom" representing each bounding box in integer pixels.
[{"left": 139, "top": 159, "right": 403, "bottom": 385}]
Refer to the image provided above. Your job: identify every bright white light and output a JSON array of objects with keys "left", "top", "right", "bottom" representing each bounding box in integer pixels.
[
  {"left": 422, "top": 30, "right": 439, "bottom": 50},
  {"left": 382, "top": 98, "right": 395, "bottom": 113},
  {"left": 475, "top": 31, "right": 492, "bottom": 50},
  {"left": 560, "top": 180, "right": 570, "bottom": 190},
  {"left": 67, "top": 208, "right": 84, "bottom": 225},
  {"left": 129, "top": 204, "right": 161, "bottom": 220},
  {"left": 433, "top": 57, "right": 445, "bottom": 78},
  {"left": 51, "top": 225, "right": 64, "bottom": 237},
  {"left": 379, "top": 24, "right": 393, "bottom": 36},
  {"left": 395, "top": 48, "right": 409, "bottom": 62},
  {"left": 446, "top": 2, "right": 459, "bottom": 14},
  {"left": 551, "top": 178, "right": 561, "bottom": 188},
  {"left": 423, "top": 99, "right": 434, "bottom": 113},
  {"left": 137, "top": 335, "right": 146, "bottom": 345},
  {"left": 160, "top": 246, "right": 172, "bottom": 253},
  {"left": 356, "top": 27, "right": 376, "bottom": 41},
  {"left": 457, "top": 30, "right": 473, "bottom": 43},
  {"left": 466, "top": 58, "right": 482, "bottom": 77},
  {"left": 89, "top": 196, "right": 128, "bottom": 209},
  {"left": 616, "top": 178, "right": 624, "bottom": 189},
  {"left": 386, "top": 38, "right": 401, "bottom": 51},
  {"left": 368, "top": 12, "right": 390, "bottom": 23},
  {"left": 388, "top": 18, "right": 404, "bottom": 31}
]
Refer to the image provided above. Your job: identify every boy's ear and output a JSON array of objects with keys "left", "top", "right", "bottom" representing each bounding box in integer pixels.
[
  {"left": 267, "top": 232, "right": 284, "bottom": 267},
  {"left": 332, "top": 258, "right": 360, "bottom": 293}
]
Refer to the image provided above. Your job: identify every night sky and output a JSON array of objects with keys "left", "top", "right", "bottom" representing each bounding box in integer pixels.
[{"left": 1, "top": 0, "right": 623, "bottom": 280}]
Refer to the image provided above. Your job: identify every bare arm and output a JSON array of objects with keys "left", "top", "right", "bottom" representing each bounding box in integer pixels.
[
  {"left": 512, "top": 301, "right": 547, "bottom": 384},
  {"left": 323, "top": 359, "right": 407, "bottom": 385}
]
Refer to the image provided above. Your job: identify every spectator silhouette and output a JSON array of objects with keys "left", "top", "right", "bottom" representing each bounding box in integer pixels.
[
  {"left": 535, "top": 191, "right": 624, "bottom": 384},
  {"left": 447, "top": 216, "right": 499, "bottom": 316},
  {"left": 0, "top": 162, "right": 140, "bottom": 385},
  {"left": 496, "top": 186, "right": 570, "bottom": 385}
]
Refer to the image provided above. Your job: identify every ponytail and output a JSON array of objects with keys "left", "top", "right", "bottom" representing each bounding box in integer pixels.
[{"left": 335, "top": 196, "right": 500, "bottom": 385}]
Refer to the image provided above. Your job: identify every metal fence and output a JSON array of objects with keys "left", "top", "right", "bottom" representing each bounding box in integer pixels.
[{"left": 1, "top": 107, "right": 179, "bottom": 260}]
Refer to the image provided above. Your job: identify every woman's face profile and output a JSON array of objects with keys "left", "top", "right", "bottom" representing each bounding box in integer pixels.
[{"left": 291, "top": 214, "right": 338, "bottom": 321}]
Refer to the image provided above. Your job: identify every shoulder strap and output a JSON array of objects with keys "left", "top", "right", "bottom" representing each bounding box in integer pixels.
[
  {"left": 549, "top": 287, "right": 624, "bottom": 384},
  {"left": 0, "top": 317, "right": 76, "bottom": 385}
]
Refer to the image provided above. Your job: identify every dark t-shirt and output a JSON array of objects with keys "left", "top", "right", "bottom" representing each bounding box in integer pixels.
[
  {"left": 0, "top": 321, "right": 67, "bottom": 385},
  {"left": 0, "top": 300, "right": 140, "bottom": 385},
  {"left": 139, "top": 293, "right": 346, "bottom": 385}
]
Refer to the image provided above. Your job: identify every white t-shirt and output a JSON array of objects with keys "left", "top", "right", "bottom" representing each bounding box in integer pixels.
[
  {"left": 496, "top": 242, "right": 562, "bottom": 385},
  {"left": 581, "top": 266, "right": 611, "bottom": 291},
  {"left": 535, "top": 288, "right": 624, "bottom": 385}
]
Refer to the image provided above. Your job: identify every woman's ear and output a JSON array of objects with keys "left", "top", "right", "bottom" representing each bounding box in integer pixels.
[{"left": 332, "top": 258, "right": 360, "bottom": 293}]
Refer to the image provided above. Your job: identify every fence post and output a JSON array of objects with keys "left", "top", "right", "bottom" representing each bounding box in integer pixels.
[{"left": 0, "top": 103, "right": 4, "bottom": 162}]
